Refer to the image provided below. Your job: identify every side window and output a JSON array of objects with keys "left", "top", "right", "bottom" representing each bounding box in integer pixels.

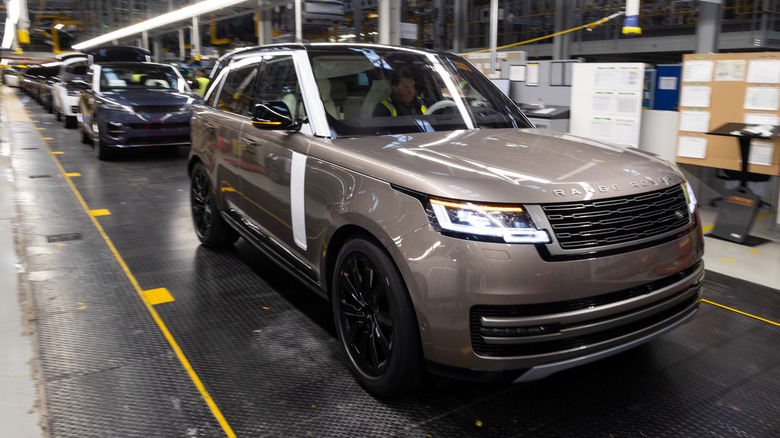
[
  {"left": 256, "top": 55, "right": 306, "bottom": 122},
  {"left": 215, "top": 63, "right": 260, "bottom": 117}
]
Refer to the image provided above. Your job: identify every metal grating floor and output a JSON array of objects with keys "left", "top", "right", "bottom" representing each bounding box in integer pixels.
[{"left": 7, "top": 89, "right": 780, "bottom": 437}]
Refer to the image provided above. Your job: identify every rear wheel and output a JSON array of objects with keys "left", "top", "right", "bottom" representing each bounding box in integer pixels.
[
  {"left": 65, "top": 115, "right": 76, "bottom": 129},
  {"left": 190, "top": 163, "right": 239, "bottom": 247},
  {"left": 332, "top": 237, "right": 424, "bottom": 397}
]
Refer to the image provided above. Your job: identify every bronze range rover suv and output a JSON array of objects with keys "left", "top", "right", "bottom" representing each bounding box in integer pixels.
[{"left": 188, "top": 43, "right": 704, "bottom": 396}]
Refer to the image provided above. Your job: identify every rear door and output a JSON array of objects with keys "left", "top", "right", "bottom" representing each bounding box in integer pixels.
[{"left": 194, "top": 58, "right": 262, "bottom": 215}]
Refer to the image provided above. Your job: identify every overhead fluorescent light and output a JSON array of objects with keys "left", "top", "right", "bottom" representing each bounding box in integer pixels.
[
  {"left": 54, "top": 23, "right": 65, "bottom": 30},
  {"left": 72, "top": 0, "right": 248, "bottom": 50}
]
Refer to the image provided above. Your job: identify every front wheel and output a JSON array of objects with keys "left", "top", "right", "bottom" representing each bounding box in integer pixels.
[
  {"left": 332, "top": 237, "right": 424, "bottom": 397},
  {"left": 190, "top": 163, "right": 239, "bottom": 247}
]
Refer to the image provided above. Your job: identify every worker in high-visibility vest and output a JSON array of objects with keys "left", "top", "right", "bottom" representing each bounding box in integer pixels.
[
  {"left": 194, "top": 68, "right": 210, "bottom": 98},
  {"left": 373, "top": 69, "right": 426, "bottom": 117}
]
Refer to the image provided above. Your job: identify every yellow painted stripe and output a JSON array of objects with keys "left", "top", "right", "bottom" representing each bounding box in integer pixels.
[
  {"left": 36, "top": 127, "right": 46, "bottom": 130},
  {"left": 702, "top": 225, "right": 714, "bottom": 232},
  {"left": 701, "top": 299, "right": 780, "bottom": 326},
  {"left": 143, "top": 288, "right": 175, "bottom": 305},
  {"left": 42, "top": 137, "right": 54, "bottom": 140},
  {"left": 90, "top": 209, "right": 111, "bottom": 217},
  {"left": 52, "top": 151, "right": 64, "bottom": 155},
  {"left": 34, "top": 127, "right": 237, "bottom": 437},
  {"left": 720, "top": 258, "right": 736, "bottom": 262},
  {"left": 66, "top": 173, "right": 81, "bottom": 177}
]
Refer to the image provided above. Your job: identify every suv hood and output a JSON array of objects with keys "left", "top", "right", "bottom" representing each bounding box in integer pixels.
[
  {"left": 100, "top": 89, "right": 198, "bottom": 107},
  {"left": 318, "top": 128, "right": 684, "bottom": 204}
]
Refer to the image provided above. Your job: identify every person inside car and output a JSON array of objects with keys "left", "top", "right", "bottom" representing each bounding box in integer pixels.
[{"left": 373, "top": 69, "right": 427, "bottom": 117}]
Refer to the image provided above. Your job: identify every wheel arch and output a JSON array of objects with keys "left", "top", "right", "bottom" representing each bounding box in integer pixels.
[{"left": 321, "top": 220, "right": 433, "bottom": 350}]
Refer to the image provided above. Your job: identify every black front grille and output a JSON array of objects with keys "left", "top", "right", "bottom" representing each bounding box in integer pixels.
[
  {"left": 542, "top": 185, "right": 690, "bottom": 250},
  {"left": 126, "top": 122, "right": 190, "bottom": 130},
  {"left": 133, "top": 105, "right": 186, "bottom": 113},
  {"left": 127, "top": 135, "right": 190, "bottom": 146}
]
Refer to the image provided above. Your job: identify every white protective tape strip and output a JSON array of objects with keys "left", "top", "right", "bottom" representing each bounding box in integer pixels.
[{"left": 291, "top": 151, "right": 307, "bottom": 250}]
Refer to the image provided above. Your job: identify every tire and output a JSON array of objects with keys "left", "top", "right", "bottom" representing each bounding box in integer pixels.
[
  {"left": 65, "top": 116, "right": 76, "bottom": 129},
  {"left": 331, "top": 237, "right": 424, "bottom": 397},
  {"left": 190, "top": 163, "right": 239, "bottom": 247},
  {"left": 81, "top": 129, "right": 92, "bottom": 145},
  {"left": 55, "top": 107, "right": 61, "bottom": 121}
]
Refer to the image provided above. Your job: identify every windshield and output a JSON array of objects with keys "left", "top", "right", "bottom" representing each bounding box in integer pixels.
[
  {"left": 307, "top": 47, "right": 531, "bottom": 138},
  {"left": 99, "top": 65, "right": 181, "bottom": 91}
]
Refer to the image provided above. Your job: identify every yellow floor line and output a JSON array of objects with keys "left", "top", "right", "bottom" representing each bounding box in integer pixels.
[
  {"left": 17, "top": 99, "right": 236, "bottom": 437},
  {"left": 701, "top": 299, "right": 780, "bottom": 327}
]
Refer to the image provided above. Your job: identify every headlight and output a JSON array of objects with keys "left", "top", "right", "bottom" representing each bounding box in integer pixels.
[
  {"left": 428, "top": 198, "right": 550, "bottom": 243},
  {"left": 682, "top": 180, "right": 697, "bottom": 214}
]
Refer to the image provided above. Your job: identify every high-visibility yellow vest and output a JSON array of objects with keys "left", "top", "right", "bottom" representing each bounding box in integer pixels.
[
  {"left": 195, "top": 77, "right": 210, "bottom": 97},
  {"left": 379, "top": 98, "right": 426, "bottom": 116}
]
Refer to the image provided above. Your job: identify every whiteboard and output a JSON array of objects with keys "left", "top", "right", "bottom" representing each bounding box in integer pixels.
[{"left": 569, "top": 63, "right": 645, "bottom": 147}]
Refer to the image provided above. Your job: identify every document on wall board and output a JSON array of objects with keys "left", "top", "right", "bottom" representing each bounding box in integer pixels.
[
  {"left": 746, "top": 59, "right": 780, "bottom": 84},
  {"left": 680, "top": 85, "right": 712, "bottom": 108},
  {"left": 616, "top": 70, "right": 641, "bottom": 91},
  {"left": 509, "top": 65, "right": 526, "bottom": 81},
  {"left": 747, "top": 141, "right": 775, "bottom": 167},
  {"left": 658, "top": 76, "right": 678, "bottom": 90},
  {"left": 682, "top": 60, "right": 714, "bottom": 83},
  {"left": 714, "top": 59, "right": 747, "bottom": 81},
  {"left": 744, "top": 113, "right": 780, "bottom": 126},
  {"left": 677, "top": 136, "right": 707, "bottom": 159},
  {"left": 744, "top": 87, "right": 780, "bottom": 111},
  {"left": 615, "top": 94, "right": 639, "bottom": 114},
  {"left": 591, "top": 118, "right": 613, "bottom": 140},
  {"left": 679, "top": 110, "right": 711, "bottom": 133},
  {"left": 526, "top": 64, "right": 540, "bottom": 86},
  {"left": 593, "top": 93, "right": 615, "bottom": 113},
  {"left": 613, "top": 120, "right": 638, "bottom": 144}
]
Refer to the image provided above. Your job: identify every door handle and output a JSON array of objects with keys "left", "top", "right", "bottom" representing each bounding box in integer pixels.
[
  {"left": 242, "top": 137, "right": 258, "bottom": 148},
  {"left": 203, "top": 122, "right": 215, "bottom": 130}
]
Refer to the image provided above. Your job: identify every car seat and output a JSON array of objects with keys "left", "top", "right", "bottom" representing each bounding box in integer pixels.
[{"left": 360, "top": 79, "right": 390, "bottom": 118}]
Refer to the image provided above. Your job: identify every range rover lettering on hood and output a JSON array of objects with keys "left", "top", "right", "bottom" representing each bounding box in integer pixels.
[{"left": 553, "top": 176, "right": 675, "bottom": 197}]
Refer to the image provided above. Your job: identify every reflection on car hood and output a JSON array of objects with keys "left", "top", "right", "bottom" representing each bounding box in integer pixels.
[
  {"left": 100, "top": 89, "right": 198, "bottom": 107},
  {"left": 318, "top": 128, "right": 684, "bottom": 203}
]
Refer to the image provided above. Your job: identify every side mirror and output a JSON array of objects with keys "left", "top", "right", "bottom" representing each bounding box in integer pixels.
[{"left": 251, "top": 101, "right": 300, "bottom": 131}]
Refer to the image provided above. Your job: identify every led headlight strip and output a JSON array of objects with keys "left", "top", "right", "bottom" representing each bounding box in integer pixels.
[{"left": 429, "top": 199, "right": 550, "bottom": 244}]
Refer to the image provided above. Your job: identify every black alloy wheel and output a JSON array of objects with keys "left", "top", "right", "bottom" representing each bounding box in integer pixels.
[
  {"left": 190, "top": 163, "right": 238, "bottom": 247},
  {"left": 332, "top": 237, "right": 423, "bottom": 397}
]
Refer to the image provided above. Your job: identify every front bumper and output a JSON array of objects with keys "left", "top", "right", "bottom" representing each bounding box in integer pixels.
[
  {"left": 396, "top": 214, "right": 705, "bottom": 377},
  {"left": 98, "top": 110, "right": 192, "bottom": 148}
]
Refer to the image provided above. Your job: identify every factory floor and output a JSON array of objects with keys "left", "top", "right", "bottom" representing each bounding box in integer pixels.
[{"left": 1, "top": 85, "right": 778, "bottom": 437}]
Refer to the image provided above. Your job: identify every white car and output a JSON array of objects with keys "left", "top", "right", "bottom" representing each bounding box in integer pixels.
[
  {"left": 2, "top": 68, "right": 20, "bottom": 87},
  {"left": 52, "top": 53, "right": 88, "bottom": 129}
]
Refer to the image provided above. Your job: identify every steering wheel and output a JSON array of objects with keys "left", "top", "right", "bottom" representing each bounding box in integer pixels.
[{"left": 426, "top": 99, "right": 458, "bottom": 114}]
